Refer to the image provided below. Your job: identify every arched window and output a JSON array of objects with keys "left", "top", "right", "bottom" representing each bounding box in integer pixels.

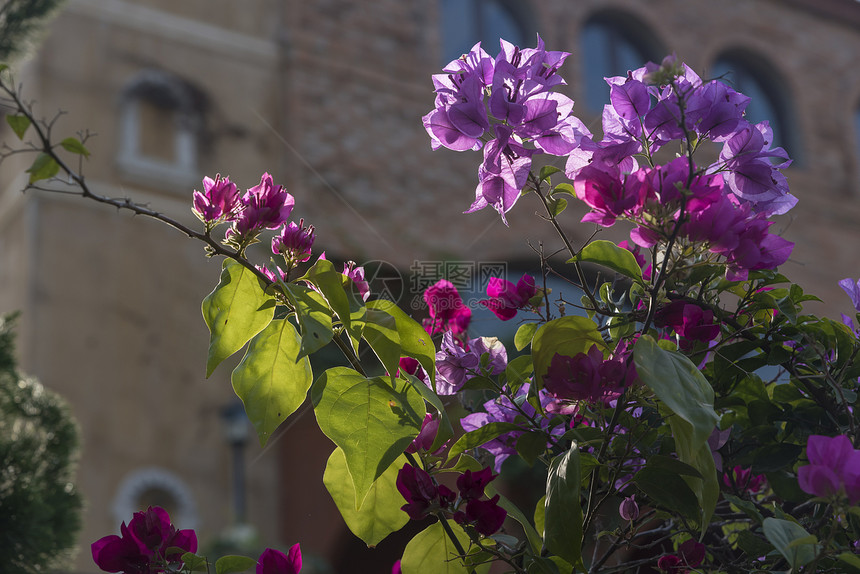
[
  {"left": 711, "top": 51, "right": 800, "bottom": 162},
  {"left": 117, "top": 70, "right": 207, "bottom": 187},
  {"left": 581, "top": 11, "right": 664, "bottom": 112},
  {"left": 439, "top": 0, "right": 532, "bottom": 63}
]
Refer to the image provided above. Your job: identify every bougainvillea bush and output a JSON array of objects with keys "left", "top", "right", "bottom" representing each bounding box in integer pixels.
[{"left": 2, "top": 35, "right": 860, "bottom": 573}]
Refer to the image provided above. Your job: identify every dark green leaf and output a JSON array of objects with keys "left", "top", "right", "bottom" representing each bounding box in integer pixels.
[
  {"left": 762, "top": 517, "right": 817, "bottom": 568},
  {"left": 505, "top": 354, "right": 533, "bottom": 393},
  {"left": 544, "top": 448, "right": 583, "bottom": 569},
  {"left": 516, "top": 431, "right": 547, "bottom": 466},
  {"left": 634, "top": 467, "right": 700, "bottom": 521},
  {"left": 552, "top": 182, "right": 575, "bottom": 196},
  {"left": 540, "top": 165, "right": 562, "bottom": 182},
  {"left": 735, "top": 529, "right": 773, "bottom": 557},
  {"left": 752, "top": 443, "right": 802, "bottom": 473},
  {"left": 547, "top": 196, "right": 567, "bottom": 217},
  {"left": 645, "top": 455, "right": 703, "bottom": 478},
  {"left": 180, "top": 553, "right": 209, "bottom": 572}
]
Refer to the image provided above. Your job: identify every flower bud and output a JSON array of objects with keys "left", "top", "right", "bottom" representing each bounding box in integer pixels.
[
  {"left": 272, "top": 219, "right": 315, "bottom": 263},
  {"left": 619, "top": 495, "right": 639, "bottom": 521}
]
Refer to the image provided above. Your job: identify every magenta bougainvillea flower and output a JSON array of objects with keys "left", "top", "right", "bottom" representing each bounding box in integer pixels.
[
  {"left": 396, "top": 463, "right": 456, "bottom": 521},
  {"left": 405, "top": 413, "right": 441, "bottom": 454},
  {"left": 543, "top": 345, "right": 633, "bottom": 405},
  {"left": 456, "top": 467, "right": 496, "bottom": 501},
  {"left": 397, "top": 356, "right": 428, "bottom": 384},
  {"left": 257, "top": 545, "right": 302, "bottom": 574},
  {"left": 272, "top": 219, "right": 315, "bottom": 263},
  {"left": 839, "top": 278, "right": 860, "bottom": 312},
  {"left": 91, "top": 506, "right": 197, "bottom": 573},
  {"left": 480, "top": 274, "right": 537, "bottom": 320},
  {"left": 453, "top": 494, "right": 507, "bottom": 536},
  {"left": 192, "top": 174, "right": 239, "bottom": 223},
  {"left": 233, "top": 173, "right": 295, "bottom": 236},
  {"left": 422, "top": 280, "right": 472, "bottom": 336},
  {"left": 723, "top": 465, "right": 767, "bottom": 494},
  {"left": 343, "top": 261, "right": 370, "bottom": 302},
  {"left": 655, "top": 301, "right": 720, "bottom": 349},
  {"left": 657, "top": 539, "right": 706, "bottom": 573},
  {"left": 797, "top": 434, "right": 860, "bottom": 505}
]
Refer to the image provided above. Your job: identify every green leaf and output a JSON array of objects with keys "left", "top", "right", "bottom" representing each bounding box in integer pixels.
[
  {"left": 569, "top": 240, "right": 643, "bottom": 282},
  {"left": 282, "top": 283, "right": 333, "bottom": 359},
  {"left": 202, "top": 259, "right": 276, "bottom": 377},
  {"left": 552, "top": 182, "right": 576, "bottom": 196},
  {"left": 6, "top": 114, "right": 30, "bottom": 139},
  {"left": 312, "top": 368, "right": 425, "bottom": 505},
  {"left": 544, "top": 447, "right": 583, "bottom": 569},
  {"left": 59, "top": 136, "right": 91, "bottom": 158},
  {"left": 401, "top": 372, "right": 453, "bottom": 453},
  {"left": 446, "top": 422, "right": 523, "bottom": 464},
  {"left": 532, "top": 316, "right": 604, "bottom": 391},
  {"left": 324, "top": 447, "right": 408, "bottom": 547},
  {"left": 533, "top": 495, "right": 546, "bottom": 537},
  {"left": 633, "top": 336, "right": 718, "bottom": 455},
  {"left": 215, "top": 555, "right": 257, "bottom": 574},
  {"left": 762, "top": 517, "right": 817, "bottom": 568},
  {"left": 26, "top": 152, "right": 59, "bottom": 183},
  {"left": 400, "top": 521, "right": 471, "bottom": 574},
  {"left": 634, "top": 467, "right": 700, "bottom": 521},
  {"left": 515, "top": 322, "right": 538, "bottom": 351},
  {"left": 645, "top": 454, "right": 703, "bottom": 478},
  {"left": 516, "top": 431, "right": 547, "bottom": 467},
  {"left": 838, "top": 552, "right": 860, "bottom": 569},
  {"left": 180, "top": 553, "right": 209, "bottom": 572},
  {"left": 547, "top": 196, "right": 567, "bottom": 217},
  {"left": 363, "top": 307, "right": 401, "bottom": 379},
  {"left": 539, "top": 165, "right": 562, "bottom": 182},
  {"left": 231, "top": 319, "right": 312, "bottom": 446},
  {"left": 504, "top": 354, "right": 533, "bottom": 393},
  {"left": 367, "top": 300, "right": 436, "bottom": 387},
  {"left": 301, "top": 259, "right": 366, "bottom": 352}
]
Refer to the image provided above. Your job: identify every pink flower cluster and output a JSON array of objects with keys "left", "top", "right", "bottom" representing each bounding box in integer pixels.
[
  {"left": 543, "top": 344, "right": 637, "bottom": 407},
  {"left": 797, "top": 434, "right": 860, "bottom": 505}
]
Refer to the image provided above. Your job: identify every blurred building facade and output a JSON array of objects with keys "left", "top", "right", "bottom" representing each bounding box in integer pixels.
[{"left": 1, "top": 0, "right": 860, "bottom": 571}]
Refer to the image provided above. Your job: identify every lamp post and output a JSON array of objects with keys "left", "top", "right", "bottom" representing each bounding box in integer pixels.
[{"left": 220, "top": 400, "right": 250, "bottom": 524}]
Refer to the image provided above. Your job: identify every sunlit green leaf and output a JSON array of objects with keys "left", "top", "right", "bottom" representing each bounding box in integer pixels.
[
  {"left": 202, "top": 259, "right": 275, "bottom": 377},
  {"left": 363, "top": 307, "right": 401, "bottom": 379},
  {"left": 569, "top": 240, "right": 642, "bottom": 282},
  {"left": 301, "top": 259, "right": 365, "bottom": 352},
  {"left": 312, "top": 368, "right": 425, "bottom": 504},
  {"left": 400, "top": 521, "right": 472, "bottom": 574},
  {"left": 367, "top": 299, "right": 436, "bottom": 386},
  {"left": 282, "top": 283, "right": 333, "bottom": 359},
  {"left": 515, "top": 323, "right": 538, "bottom": 351},
  {"left": 232, "top": 319, "right": 312, "bottom": 446},
  {"left": 215, "top": 555, "right": 257, "bottom": 574},
  {"left": 324, "top": 447, "right": 408, "bottom": 547}
]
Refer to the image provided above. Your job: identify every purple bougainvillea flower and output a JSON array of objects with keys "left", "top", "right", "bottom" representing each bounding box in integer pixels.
[
  {"left": 435, "top": 333, "right": 507, "bottom": 395},
  {"left": 193, "top": 174, "right": 240, "bottom": 223},
  {"left": 480, "top": 274, "right": 537, "bottom": 321},
  {"left": 91, "top": 529, "right": 148, "bottom": 573},
  {"left": 257, "top": 544, "right": 302, "bottom": 574},
  {"left": 423, "top": 280, "right": 471, "bottom": 336},
  {"left": 797, "top": 434, "right": 860, "bottom": 505},
  {"left": 272, "top": 219, "right": 315, "bottom": 263},
  {"left": 657, "top": 539, "right": 705, "bottom": 573},
  {"left": 543, "top": 345, "right": 632, "bottom": 405},
  {"left": 619, "top": 495, "right": 639, "bottom": 521},
  {"left": 839, "top": 278, "right": 860, "bottom": 312},
  {"left": 233, "top": 173, "right": 295, "bottom": 236}
]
